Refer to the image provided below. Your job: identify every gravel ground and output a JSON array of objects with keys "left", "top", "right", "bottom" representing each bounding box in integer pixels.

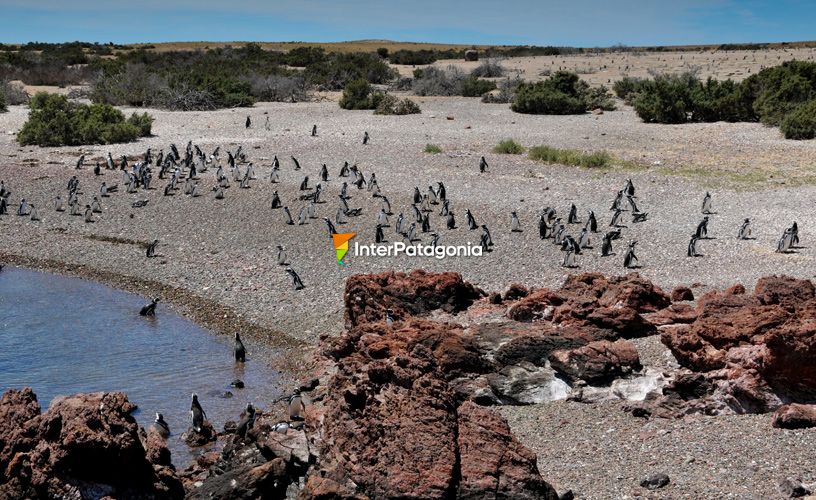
[
  {"left": 498, "top": 400, "right": 816, "bottom": 499},
  {"left": 2, "top": 98, "right": 815, "bottom": 344},
  {"left": 3, "top": 96, "right": 816, "bottom": 498}
]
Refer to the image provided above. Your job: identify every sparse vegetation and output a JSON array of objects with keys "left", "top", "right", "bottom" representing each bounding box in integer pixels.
[
  {"left": 493, "top": 139, "right": 525, "bottom": 154},
  {"left": 374, "top": 94, "right": 421, "bottom": 115},
  {"left": 613, "top": 76, "right": 648, "bottom": 104},
  {"left": 17, "top": 92, "right": 153, "bottom": 146},
  {"left": 471, "top": 60, "right": 505, "bottom": 78},
  {"left": 528, "top": 145, "right": 612, "bottom": 168},
  {"left": 482, "top": 77, "right": 523, "bottom": 103},
  {"left": 424, "top": 143, "right": 443, "bottom": 154},
  {"left": 1, "top": 80, "right": 28, "bottom": 107},
  {"left": 412, "top": 66, "right": 496, "bottom": 97}
]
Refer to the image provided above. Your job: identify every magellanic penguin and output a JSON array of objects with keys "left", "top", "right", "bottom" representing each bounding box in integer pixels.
[
  {"left": 701, "top": 192, "right": 712, "bottom": 214},
  {"left": 146, "top": 240, "right": 159, "bottom": 258},
  {"left": 286, "top": 268, "right": 305, "bottom": 290},
  {"left": 623, "top": 241, "right": 639, "bottom": 268},
  {"left": 510, "top": 211, "right": 522, "bottom": 232},
  {"left": 737, "top": 218, "right": 752, "bottom": 240},
  {"left": 277, "top": 245, "right": 287, "bottom": 265},
  {"left": 479, "top": 156, "right": 488, "bottom": 173},
  {"left": 153, "top": 413, "right": 170, "bottom": 438},
  {"left": 688, "top": 235, "right": 701, "bottom": 257},
  {"left": 234, "top": 332, "right": 246, "bottom": 363},
  {"left": 288, "top": 390, "right": 306, "bottom": 421},
  {"left": 311, "top": 124, "right": 318, "bottom": 137},
  {"left": 190, "top": 393, "right": 207, "bottom": 432},
  {"left": 236, "top": 403, "right": 256, "bottom": 438},
  {"left": 695, "top": 216, "right": 709, "bottom": 239},
  {"left": 140, "top": 297, "right": 159, "bottom": 316},
  {"left": 363, "top": 131, "right": 369, "bottom": 145}
]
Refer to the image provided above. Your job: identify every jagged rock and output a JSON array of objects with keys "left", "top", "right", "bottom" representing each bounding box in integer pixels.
[
  {"left": 503, "top": 283, "right": 530, "bottom": 301},
  {"left": 183, "top": 421, "right": 217, "bottom": 447},
  {"left": 549, "top": 339, "right": 641, "bottom": 383},
  {"left": 671, "top": 286, "right": 694, "bottom": 301},
  {"left": 772, "top": 404, "right": 816, "bottom": 429},
  {"left": 0, "top": 390, "right": 183, "bottom": 499},
  {"left": 647, "top": 303, "right": 698, "bottom": 326},
  {"left": 344, "top": 270, "right": 483, "bottom": 327},
  {"left": 262, "top": 427, "right": 311, "bottom": 466},
  {"left": 486, "top": 362, "right": 571, "bottom": 404}
]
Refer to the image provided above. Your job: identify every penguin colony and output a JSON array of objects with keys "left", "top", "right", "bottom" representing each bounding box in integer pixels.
[{"left": 0, "top": 121, "right": 804, "bottom": 443}]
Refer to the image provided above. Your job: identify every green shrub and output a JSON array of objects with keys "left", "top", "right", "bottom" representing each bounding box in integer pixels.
[
  {"left": 424, "top": 143, "right": 443, "bottom": 154},
  {"left": 374, "top": 94, "right": 421, "bottom": 115},
  {"left": 305, "top": 52, "right": 396, "bottom": 90},
  {"left": 389, "top": 50, "right": 437, "bottom": 65},
  {"left": 528, "top": 145, "right": 612, "bottom": 168},
  {"left": 511, "top": 71, "right": 598, "bottom": 115},
  {"left": 584, "top": 85, "right": 616, "bottom": 111},
  {"left": 0, "top": 91, "right": 6, "bottom": 112},
  {"left": 689, "top": 78, "right": 752, "bottom": 122},
  {"left": 493, "top": 139, "right": 524, "bottom": 154},
  {"left": 781, "top": 100, "right": 816, "bottom": 139},
  {"left": 632, "top": 73, "right": 696, "bottom": 124},
  {"left": 461, "top": 76, "right": 497, "bottom": 97},
  {"left": 17, "top": 92, "right": 152, "bottom": 146},
  {"left": 284, "top": 46, "right": 326, "bottom": 67},
  {"left": 612, "top": 76, "right": 647, "bottom": 103},
  {"left": 339, "top": 79, "right": 385, "bottom": 110},
  {"left": 377, "top": 47, "right": 389, "bottom": 59}
]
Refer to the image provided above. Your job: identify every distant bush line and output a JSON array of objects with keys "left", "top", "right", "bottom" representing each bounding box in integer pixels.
[
  {"left": 614, "top": 60, "right": 816, "bottom": 139},
  {"left": 17, "top": 92, "right": 152, "bottom": 146}
]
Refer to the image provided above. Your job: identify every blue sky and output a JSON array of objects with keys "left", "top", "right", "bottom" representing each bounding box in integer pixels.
[{"left": 0, "top": 0, "right": 813, "bottom": 46}]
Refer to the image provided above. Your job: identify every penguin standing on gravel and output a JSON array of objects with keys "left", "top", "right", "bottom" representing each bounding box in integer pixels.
[
  {"left": 466, "top": 209, "right": 477, "bottom": 230},
  {"left": 245, "top": 116, "right": 251, "bottom": 129},
  {"left": 623, "top": 241, "right": 639, "bottom": 268},
  {"left": 271, "top": 191, "right": 282, "bottom": 209},
  {"left": 587, "top": 211, "right": 598, "bottom": 233},
  {"left": 311, "top": 124, "right": 318, "bottom": 137},
  {"left": 286, "top": 268, "right": 305, "bottom": 290},
  {"left": 283, "top": 207, "right": 294, "bottom": 225},
  {"left": 277, "top": 245, "right": 287, "bottom": 265},
  {"left": 701, "top": 192, "right": 713, "bottom": 214},
  {"left": 510, "top": 211, "right": 522, "bottom": 232},
  {"left": 538, "top": 213, "right": 549, "bottom": 239},
  {"left": 234, "top": 332, "right": 246, "bottom": 363},
  {"left": 288, "top": 389, "right": 306, "bottom": 421},
  {"left": 479, "top": 156, "right": 488, "bottom": 173},
  {"left": 601, "top": 232, "right": 614, "bottom": 256},
  {"left": 688, "top": 235, "right": 701, "bottom": 257},
  {"left": 695, "top": 216, "right": 709, "bottom": 239},
  {"left": 363, "top": 131, "right": 369, "bottom": 145},
  {"left": 737, "top": 218, "right": 752, "bottom": 240},
  {"left": 146, "top": 239, "right": 158, "bottom": 258},
  {"left": 568, "top": 204, "right": 579, "bottom": 224},
  {"left": 190, "top": 393, "right": 207, "bottom": 432}
]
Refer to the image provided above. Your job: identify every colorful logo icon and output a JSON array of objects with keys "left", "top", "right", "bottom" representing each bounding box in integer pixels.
[{"left": 332, "top": 233, "right": 356, "bottom": 265}]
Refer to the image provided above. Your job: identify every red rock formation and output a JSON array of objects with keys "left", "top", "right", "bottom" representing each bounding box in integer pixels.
[
  {"left": 671, "top": 286, "right": 694, "bottom": 302},
  {"left": 0, "top": 390, "right": 183, "bottom": 499},
  {"left": 549, "top": 339, "right": 641, "bottom": 383},
  {"left": 772, "top": 403, "right": 816, "bottom": 429},
  {"left": 660, "top": 275, "right": 816, "bottom": 412}
]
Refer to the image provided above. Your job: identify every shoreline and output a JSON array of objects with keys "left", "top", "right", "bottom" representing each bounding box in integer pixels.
[{"left": 0, "top": 251, "right": 308, "bottom": 383}]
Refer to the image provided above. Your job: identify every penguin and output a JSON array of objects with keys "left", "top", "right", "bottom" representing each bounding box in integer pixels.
[
  {"left": 324, "top": 217, "right": 337, "bottom": 237},
  {"left": 437, "top": 182, "right": 446, "bottom": 201},
  {"left": 479, "top": 231, "right": 491, "bottom": 252},
  {"left": 688, "top": 235, "right": 701, "bottom": 257},
  {"left": 308, "top": 201, "right": 317, "bottom": 219},
  {"left": 286, "top": 268, "right": 305, "bottom": 290},
  {"left": 94, "top": 162, "right": 101, "bottom": 176},
  {"left": 336, "top": 207, "right": 348, "bottom": 224},
  {"left": 270, "top": 166, "right": 279, "bottom": 183},
  {"left": 214, "top": 185, "right": 225, "bottom": 199},
  {"left": 236, "top": 403, "right": 256, "bottom": 439},
  {"left": 311, "top": 124, "right": 317, "bottom": 137},
  {"left": 245, "top": 116, "right": 251, "bottom": 128},
  {"left": 738, "top": 218, "right": 752, "bottom": 240},
  {"left": 421, "top": 214, "right": 431, "bottom": 233},
  {"left": 363, "top": 131, "right": 369, "bottom": 145},
  {"left": 271, "top": 191, "right": 282, "bottom": 209},
  {"left": 17, "top": 199, "right": 28, "bottom": 216},
  {"left": 777, "top": 229, "right": 794, "bottom": 253},
  {"left": 481, "top": 224, "right": 494, "bottom": 246},
  {"left": 406, "top": 222, "right": 417, "bottom": 242},
  {"left": 466, "top": 209, "right": 477, "bottom": 230},
  {"left": 75, "top": 154, "right": 85, "bottom": 170},
  {"left": 624, "top": 178, "right": 635, "bottom": 197},
  {"left": 627, "top": 195, "right": 640, "bottom": 213},
  {"left": 288, "top": 390, "right": 306, "bottom": 421},
  {"left": 299, "top": 176, "right": 310, "bottom": 191},
  {"left": 538, "top": 213, "right": 549, "bottom": 239},
  {"left": 430, "top": 232, "right": 441, "bottom": 250},
  {"left": 137, "top": 297, "right": 158, "bottom": 316},
  {"left": 695, "top": 216, "right": 709, "bottom": 239},
  {"left": 84, "top": 205, "right": 94, "bottom": 223},
  {"left": 291, "top": 156, "right": 301, "bottom": 170},
  {"left": 54, "top": 195, "right": 64, "bottom": 212},
  {"left": 601, "top": 232, "right": 614, "bottom": 256},
  {"left": 283, "top": 207, "right": 294, "bottom": 225},
  {"left": 376, "top": 223, "right": 386, "bottom": 243},
  {"left": 146, "top": 239, "right": 158, "bottom": 258},
  {"left": 510, "top": 211, "right": 522, "bottom": 232},
  {"left": 578, "top": 227, "right": 591, "bottom": 248},
  {"left": 623, "top": 241, "right": 639, "bottom": 268},
  {"left": 265, "top": 115, "right": 271, "bottom": 130},
  {"left": 297, "top": 207, "right": 307, "bottom": 225},
  {"left": 385, "top": 308, "right": 395, "bottom": 325},
  {"left": 29, "top": 204, "right": 40, "bottom": 221},
  {"left": 106, "top": 152, "right": 115, "bottom": 170},
  {"left": 701, "top": 192, "right": 712, "bottom": 214},
  {"left": 190, "top": 393, "right": 206, "bottom": 432},
  {"left": 272, "top": 422, "right": 290, "bottom": 434},
  {"left": 377, "top": 209, "right": 389, "bottom": 226},
  {"left": 234, "top": 332, "right": 246, "bottom": 363},
  {"left": 479, "top": 156, "right": 488, "bottom": 173},
  {"left": 339, "top": 161, "right": 349, "bottom": 177},
  {"left": 790, "top": 221, "right": 799, "bottom": 246},
  {"left": 153, "top": 413, "right": 170, "bottom": 438},
  {"left": 320, "top": 164, "right": 329, "bottom": 182},
  {"left": 568, "top": 204, "right": 579, "bottom": 224},
  {"left": 610, "top": 209, "right": 624, "bottom": 227},
  {"left": 562, "top": 247, "right": 577, "bottom": 268},
  {"left": 446, "top": 212, "right": 456, "bottom": 229},
  {"left": 587, "top": 210, "right": 598, "bottom": 233},
  {"left": 610, "top": 190, "right": 623, "bottom": 211},
  {"left": 439, "top": 199, "right": 450, "bottom": 216},
  {"left": 277, "top": 245, "right": 287, "bottom": 265}
]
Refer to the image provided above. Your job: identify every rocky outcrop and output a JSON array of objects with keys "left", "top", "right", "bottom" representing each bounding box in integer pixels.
[
  {"left": 772, "top": 404, "right": 816, "bottom": 429},
  {"left": 344, "top": 270, "right": 484, "bottom": 327},
  {"left": 660, "top": 275, "right": 816, "bottom": 413},
  {"left": 0, "top": 389, "right": 183, "bottom": 499},
  {"left": 549, "top": 339, "right": 641, "bottom": 383}
]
